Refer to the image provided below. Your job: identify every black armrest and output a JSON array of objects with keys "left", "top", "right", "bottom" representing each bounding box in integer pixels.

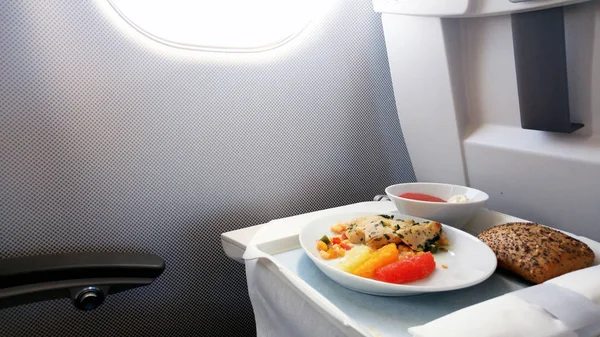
[{"left": 0, "top": 252, "right": 165, "bottom": 311}]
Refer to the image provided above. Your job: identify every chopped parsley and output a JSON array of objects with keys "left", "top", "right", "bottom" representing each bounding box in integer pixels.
[
  {"left": 378, "top": 214, "right": 394, "bottom": 219},
  {"left": 422, "top": 233, "right": 441, "bottom": 253}
]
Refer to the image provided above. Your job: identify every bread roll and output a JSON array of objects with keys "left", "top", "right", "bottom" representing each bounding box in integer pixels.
[{"left": 477, "top": 222, "right": 595, "bottom": 284}]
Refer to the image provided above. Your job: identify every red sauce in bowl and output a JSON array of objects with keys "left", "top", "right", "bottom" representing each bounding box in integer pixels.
[{"left": 399, "top": 192, "right": 446, "bottom": 203}]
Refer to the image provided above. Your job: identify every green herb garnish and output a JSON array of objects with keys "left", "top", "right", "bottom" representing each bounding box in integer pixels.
[{"left": 422, "top": 233, "right": 441, "bottom": 253}]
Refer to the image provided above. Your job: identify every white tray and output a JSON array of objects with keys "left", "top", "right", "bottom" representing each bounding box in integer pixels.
[{"left": 243, "top": 201, "right": 600, "bottom": 337}]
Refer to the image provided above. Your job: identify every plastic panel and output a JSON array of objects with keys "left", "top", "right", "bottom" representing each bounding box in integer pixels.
[
  {"left": 460, "top": 2, "right": 600, "bottom": 241},
  {"left": 381, "top": 14, "right": 467, "bottom": 185},
  {"left": 378, "top": 0, "right": 600, "bottom": 242},
  {"left": 512, "top": 7, "right": 583, "bottom": 133},
  {"left": 0, "top": 0, "right": 416, "bottom": 335},
  {"left": 373, "top": 0, "right": 591, "bottom": 17}
]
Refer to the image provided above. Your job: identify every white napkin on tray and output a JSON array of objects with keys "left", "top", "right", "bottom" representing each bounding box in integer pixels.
[{"left": 408, "top": 264, "right": 600, "bottom": 337}]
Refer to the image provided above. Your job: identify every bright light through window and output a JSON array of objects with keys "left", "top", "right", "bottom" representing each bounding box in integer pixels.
[{"left": 107, "top": 0, "right": 324, "bottom": 52}]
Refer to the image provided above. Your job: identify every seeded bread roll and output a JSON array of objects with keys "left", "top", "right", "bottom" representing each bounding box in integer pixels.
[{"left": 477, "top": 222, "right": 595, "bottom": 284}]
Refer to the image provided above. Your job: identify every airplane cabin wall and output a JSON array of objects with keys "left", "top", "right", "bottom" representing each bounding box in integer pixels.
[{"left": 0, "top": 1, "right": 415, "bottom": 335}]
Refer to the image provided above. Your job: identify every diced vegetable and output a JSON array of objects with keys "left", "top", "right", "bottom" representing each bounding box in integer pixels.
[
  {"left": 336, "top": 245, "right": 372, "bottom": 272},
  {"left": 316, "top": 240, "right": 328, "bottom": 251},
  {"left": 352, "top": 243, "right": 399, "bottom": 278},
  {"left": 322, "top": 247, "right": 337, "bottom": 260},
  {"left": 330, "top": 223, "right": 347, "bottom": 234},
  {"left": 373, "top": 252, "right": 436, "bottom": 284},
  {"left": 320, "top": 244, "right": 348, "bottom": 260},
  {"left": 317, "top": 232, "right": 357, "bottom": 260},
  {"left": 334, "top": 245, "right": 346, "bottom": 257}
]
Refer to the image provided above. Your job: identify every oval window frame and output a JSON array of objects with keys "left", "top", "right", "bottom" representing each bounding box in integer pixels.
[{"left": 106, "top": 0, "right": 322, "bottom": 52}]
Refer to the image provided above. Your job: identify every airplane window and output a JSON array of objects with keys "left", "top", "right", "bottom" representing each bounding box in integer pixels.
[{"left": 107, "top": 0, "right": 324, "bottom": 52}]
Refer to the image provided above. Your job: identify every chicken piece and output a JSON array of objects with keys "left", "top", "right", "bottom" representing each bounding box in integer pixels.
[
  {"left": 344, "top": 215, "right": 409, "bottom": 250},
  {"left": 364, "top": 224, "right": 402, "bottom": 250},
  {"left": 397, "top": 221, "right": 443, "bottom": 252}
]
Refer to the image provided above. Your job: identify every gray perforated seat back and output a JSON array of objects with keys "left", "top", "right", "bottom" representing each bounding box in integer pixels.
[{"left": 0, "top": 0, "right": 415, "bottom": 336}]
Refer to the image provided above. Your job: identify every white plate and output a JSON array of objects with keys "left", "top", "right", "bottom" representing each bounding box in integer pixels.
[{"left": 299, "top": 211, "right": 498, "bottom": 296}]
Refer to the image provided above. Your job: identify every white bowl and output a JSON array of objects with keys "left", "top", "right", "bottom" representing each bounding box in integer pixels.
[{"left": 385, "top": 182, "right": 489, "bottom": 229}]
